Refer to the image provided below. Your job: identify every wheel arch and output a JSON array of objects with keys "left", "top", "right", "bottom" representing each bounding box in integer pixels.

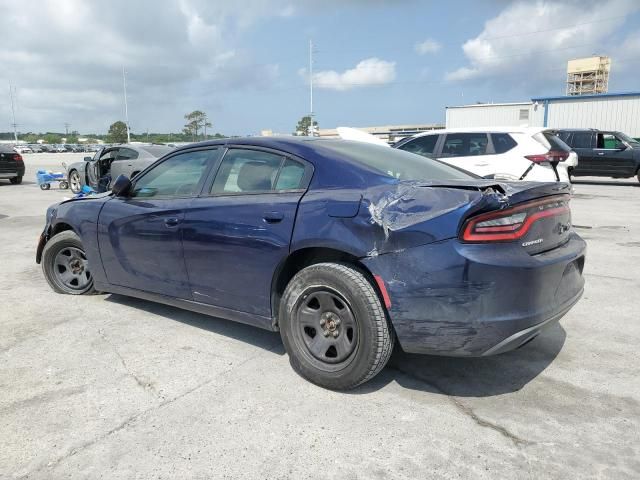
[{"left": 270, "top": 246, "right": 384, "bottom": 328}]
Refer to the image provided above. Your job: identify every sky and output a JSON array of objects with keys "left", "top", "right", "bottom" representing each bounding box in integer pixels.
[{"left": 1, "top": 0, "right": 639, "bottom": 136}]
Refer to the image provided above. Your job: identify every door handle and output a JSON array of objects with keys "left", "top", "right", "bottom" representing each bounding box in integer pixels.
[
  {"left": 597, "top": 152, "right": 605, "bottom": 155},
  {"left": 164, "top": 217, "right": 180, "bottom": 227},
  {"left": 263, "top": 211, "right": 284, "bottom": 223}
]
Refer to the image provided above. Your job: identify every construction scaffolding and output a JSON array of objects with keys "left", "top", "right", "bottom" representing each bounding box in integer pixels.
[{"left": 566, "top": 56, "right": 611, "bottom": 96}]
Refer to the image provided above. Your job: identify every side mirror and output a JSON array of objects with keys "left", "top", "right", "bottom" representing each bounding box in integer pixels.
[
  {"left": 84, "top": 156, "right": 92, "bottom": 162},
  {"left": 111, "top": 175, "right": 132, "bottom": 197}
]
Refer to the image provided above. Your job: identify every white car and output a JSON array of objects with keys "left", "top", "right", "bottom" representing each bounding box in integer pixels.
[
  {"left": 13, "top": 145, "right": 33, "bottom": 154},
  {"left": 393, "top": 127, "right": 577, "bottom": 183}
]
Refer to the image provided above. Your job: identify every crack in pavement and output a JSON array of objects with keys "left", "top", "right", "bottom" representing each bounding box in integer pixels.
[
  {"left": 98, "top": 327, "right": 160, "bottom": 398},
  {"left": 388, "top": 365, "right": 533, "bottom": 447},
  {"left": 19, "top": 338, "right": 283, "bottom": 478}
]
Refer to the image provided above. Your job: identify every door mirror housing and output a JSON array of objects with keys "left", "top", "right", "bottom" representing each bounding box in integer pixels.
[
  {"left": 111, "top": 174, "right": 132, "bottom": 197},
  {"left": 84, "top": 156, "right": 92, "bottom": 162}
]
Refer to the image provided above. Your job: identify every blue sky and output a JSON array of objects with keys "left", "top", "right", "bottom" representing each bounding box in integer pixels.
[{"left": 1, "top": 0, "right": 639, "bottom": 135}]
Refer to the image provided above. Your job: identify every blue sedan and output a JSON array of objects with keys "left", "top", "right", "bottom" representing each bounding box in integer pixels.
[{"left": 36, "top": 138, "right": 586, "bottom": 389}]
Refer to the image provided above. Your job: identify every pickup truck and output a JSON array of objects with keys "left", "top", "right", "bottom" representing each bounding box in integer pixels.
[{"left": 555, "top": 129, "right": 640, "bottom": 183}]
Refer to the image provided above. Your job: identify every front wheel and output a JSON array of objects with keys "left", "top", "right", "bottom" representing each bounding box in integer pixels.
[
  {"left": 279, "top": 263, "right": 394, "bottom": 390},
  {"left": 42, "top": 231, "right": 96, "bottom": 295},
  {"left": 69, "top": 170, "right": 82, "bottom": 194}
]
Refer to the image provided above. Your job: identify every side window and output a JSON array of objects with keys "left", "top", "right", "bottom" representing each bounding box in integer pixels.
[
  {"left": 117, "top": 148, "right": 139, "bottom": 160},
  {"left": 211, "top": 149, "right": 283, "bottom": 194},
  {"left": 572, "top": 132, "right": 593, "bottom": 148},
  {"left": 132, "top": 149, "right": 213, "bottom": 198},
  {"left": 275, "top": 159, "right": 306, "bottom": 190},
  {"left": 597, "top": 133, "right": 618, "bottom": 149},
  {"left": 491, "top": 133, "right": 517, "bottom": 154},
  {"left": 398, "top": 135, "right": 438, "bottom": 157},
  {"left": 441, "top": 133, "right": 488, "bottom": 157}
]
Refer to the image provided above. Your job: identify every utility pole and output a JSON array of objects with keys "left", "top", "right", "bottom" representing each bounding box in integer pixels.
[
  {"left": 9, "top": 85, "right": 18, "bottom": 143},
  {"left": 309, "top": 39, "right": 314, "bottom": 136},
  {"left": 203, "top": 113, "right": 208, "bottom": 140},
  {"left": 122, "top": 66, "right": 131, "bottom": 143},
  {"left": 64, "top": 123, "right": 70, "bottom": 136}
]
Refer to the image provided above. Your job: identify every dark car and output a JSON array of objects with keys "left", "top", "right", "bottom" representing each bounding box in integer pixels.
[
  {"left": 555, "top": 128, "right": 640, "bottom": 183},
  {"left": 0, "top": 145, "right": 25, "bottom": 184},
  {"left": 36, "top": 138, "right": 585, "bottom": 389},
  {"left": 66, "top": 144, "right": 173, "bottom": 193}
]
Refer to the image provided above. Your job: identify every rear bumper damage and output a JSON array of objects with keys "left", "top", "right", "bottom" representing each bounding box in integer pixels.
[{"left": 362, "top": 232, "right": 586, "bottom": 356}]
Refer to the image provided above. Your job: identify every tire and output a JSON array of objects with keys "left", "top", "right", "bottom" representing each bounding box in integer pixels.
[
  {"left": 69, "top": 170, "right": 82, "bottom": 194},
  {"left": 59, "top": 181, "right": 69, "bottom": 190},
  {"left": 42, "top": 231, "right": 96, "bottom": 295},
  {"left": 279, "top": 263, "right": 394, "bottom": 390},
  {"left": 40, "top": 183, "right": 50, "bottom": 190},
  {"left": 637, "top": 170, "right": 640, "bottom": 184},
  {"left": 9, "top": 176, "right": 22, "bottom": 185}
]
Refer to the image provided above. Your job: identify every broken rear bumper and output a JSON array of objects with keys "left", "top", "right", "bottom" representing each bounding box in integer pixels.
[{"left": 362, "top": 232, "right": 586, "bottom": 356}]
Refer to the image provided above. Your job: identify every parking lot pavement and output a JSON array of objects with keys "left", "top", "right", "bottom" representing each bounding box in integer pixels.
[{"left": 1, "top": 154, "right": 639, "bottom": 479}]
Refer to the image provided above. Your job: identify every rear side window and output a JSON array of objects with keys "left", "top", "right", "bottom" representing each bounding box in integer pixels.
[
  {"left": 211, "top": 149, "right": 307, "bottom": 194},
  {"left": 571, "top": 132, "right": 593, "bottom": 148},
  {"left": 441, "top": 133, "right": 488, "bottom": 157},
  {"left": 398, "top": 135, "right": 438, "bottom": 157},
  {"left": 116, "top": 148, "right": 139, "bottom": 160},
  {"left": 491, "top": 133, "right": 517, "bottom": 154}
]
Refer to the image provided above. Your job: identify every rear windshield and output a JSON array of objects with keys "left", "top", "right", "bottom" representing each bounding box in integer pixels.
[
  {"left": 140, "top": 145, "right": 173, "bottom": 157},
  {"left": 318, "top": 140, "right": 474, "bottom": 181},
  {"left": 537, "top": 132, "right": 571, "bottom": 152}
]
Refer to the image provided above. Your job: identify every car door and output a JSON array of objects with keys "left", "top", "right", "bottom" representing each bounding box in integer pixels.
[
  {"left": 435, "top": 132, "right": 504, "bottom": 177},
  {"left": 110, "top": 147, "right": 139, "bottom": 179},
  {"left": 182, "top": 147, "right": 312, "bottom": 317},
  {"left": 87, "top": 148, "right": 118, "bottom": 188},
  {"left": 97, "top": 148, "right": 218, "bottom": 298},
  {"left": 594, "top": 132, "right": 635, "bottom": 176},
  {"left": 563, "top": 131, "right": 594, "bottom": 175}
]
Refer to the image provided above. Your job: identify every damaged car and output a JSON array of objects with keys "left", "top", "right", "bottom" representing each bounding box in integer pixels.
[{"left": 37, "top": 138, "right": 586, "bottom": 390}]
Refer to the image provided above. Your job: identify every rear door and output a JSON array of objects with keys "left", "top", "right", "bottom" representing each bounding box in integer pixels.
[
  {"left": 182, "top": 147, "right": 312, "bottom": 317},
  {"left": 563, "top": 131, "right": 594, "bottom": 175},
  {"left": 98, "top": 148, "right": 218, "bottom": 298},
  {"left": 110, "top": 147, "right": 139, "bottom": 179}
]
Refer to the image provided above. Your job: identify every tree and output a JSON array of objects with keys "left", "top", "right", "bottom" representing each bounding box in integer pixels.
[
  {"left": 43, "top": 133, "right": 62, "bottom": 144},
  {"left": 294, "top": 115, "right": 318, "bottom": 136},
  {"left": 107, "top": 121, "right": 129, "bottom": 144},
  {"left": 183, "top": 111, "right": 211, "bottom": 141}
]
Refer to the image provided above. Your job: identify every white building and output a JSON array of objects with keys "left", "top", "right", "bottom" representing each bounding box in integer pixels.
[{"left": 446, "top": 92, "right": 640, "bottom": 138}]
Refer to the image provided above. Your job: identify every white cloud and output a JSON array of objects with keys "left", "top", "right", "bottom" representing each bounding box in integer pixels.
[
  {"left": 310, "top": 58, "right": 396, "bottom": 91},
  {"left": 445, "top": 0, "right": 640, "bottom": 89},
  {"left": 415, "top": 39, "right": 441, "bottom": 55}
]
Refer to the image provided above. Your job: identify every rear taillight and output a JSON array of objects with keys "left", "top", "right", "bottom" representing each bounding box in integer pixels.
[
  {"left": 12, "top": 153, "right": 23, "bottom": 164},
  {"left": 461, "top": 196, "right": 570, "bottom": 242},
  {"left": 525, "top": 150, "right": 569, "bottom": 163}
]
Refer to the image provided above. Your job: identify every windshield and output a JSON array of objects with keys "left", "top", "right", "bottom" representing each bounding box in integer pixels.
[
  {"left": 616, "top": 132, "right": 640, "bottom": 146},
  {"left": 318, "top": 140, "right": 474, "bottom": 181}
]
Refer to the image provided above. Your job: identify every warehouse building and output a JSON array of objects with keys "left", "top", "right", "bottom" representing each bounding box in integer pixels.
[{"left": 446, "top": 91, "right": 640, "bottom": 137}]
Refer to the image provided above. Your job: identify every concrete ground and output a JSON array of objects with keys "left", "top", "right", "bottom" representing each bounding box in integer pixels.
[{"left": 1, "top": 153, "right": 639, "bottom": 479}]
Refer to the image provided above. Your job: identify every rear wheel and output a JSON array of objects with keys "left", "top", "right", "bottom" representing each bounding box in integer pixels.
[
  {"left": 10, "top": 176, "right": 22, "bottom": 185},
  {"left": 40, "top": 183, "right": 50, "bottom": 190},
  {"left": 42, "top": 231, "right": 95, "bottom": 295},
  {"left": 279, "top": 263, "right": 394, "bottom": 390},
  {"left": 69, "top": 170, "right": 82, "bottom": 193}
]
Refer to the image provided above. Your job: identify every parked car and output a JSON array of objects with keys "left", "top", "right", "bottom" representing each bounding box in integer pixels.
[
  {"left": 0, "top": 145, "right": 25, "bottom": 184},
  {"left": 65, "top": 144, "right": 173, "bottom": 193},
  {"left": 52, "top": 145, "right": 66, "bottom": 153},
  {"left": 39, "top": 145, "right": 53, "bottom": 153},
  {"left": 554, "top": 129, "right": 640, "bottom": 183},
  {"left": 29, "top": 144, "right": 44, "bottom": 153},
  {"left": 13, "top": 145, "right": 33, "bottom": 154},
  {"left": 393, "top": 127, "right": 577, "bottom": 183},
  {"left": 37, "top": 138, "right": 586, "bottom": 390}
]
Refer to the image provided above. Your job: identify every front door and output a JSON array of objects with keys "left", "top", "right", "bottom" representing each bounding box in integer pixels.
[
  {"left": 182, "top": 147, "right": 310, "bottom": 317},
  {"left": 98, "top": 148, "right": 217, "bottom": 298},
  {"left": 594, "top": 132, "right": 636, "bottom": 176}
]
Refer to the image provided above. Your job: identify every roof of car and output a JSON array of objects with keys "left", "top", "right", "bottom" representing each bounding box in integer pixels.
[{"left": 409, "top": 127, "right": 551, "bottom": 138}]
